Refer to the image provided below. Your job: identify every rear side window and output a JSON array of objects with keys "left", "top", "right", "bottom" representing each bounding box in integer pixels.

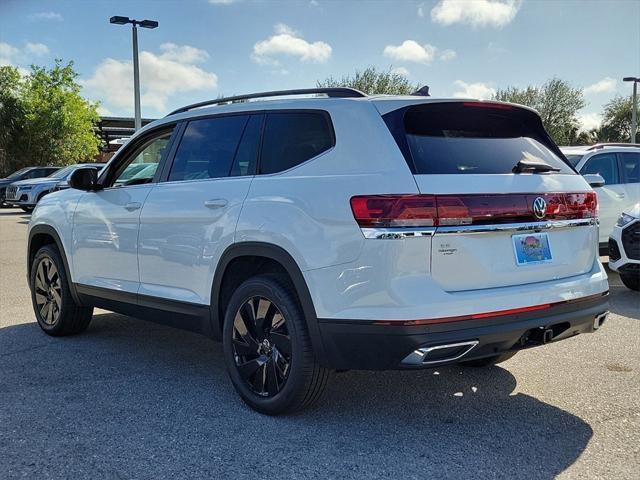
[
  {"left": 169, "top": 115, "right": 249, "bottom": 181},
  {"left": 620, "top": 152, "right": 640, "bottom": 183},
  {"left": 581, "top": 153, "right": 619, "bottom": 185},
  {"left": 260, "top": 112, "right": 334, "bottom": 174},
  {"left": 384, "top": 103, "right": 573, "bottom": 175}
]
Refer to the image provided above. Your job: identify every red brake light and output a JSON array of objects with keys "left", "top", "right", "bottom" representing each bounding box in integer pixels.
[
  {"left": 462, "top": 101, "right": 514, "bottom": 110},
  {"left": 351, "top": 192, "right": 597, "bottom": 228}
]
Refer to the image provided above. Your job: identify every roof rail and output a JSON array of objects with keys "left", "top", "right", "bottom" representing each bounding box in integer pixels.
[
  {"left": 587, "top": 143, "right": 640, "bottom": 150},
  {"left": 166, "top": 87, "right": 367, "bottom": 117}
]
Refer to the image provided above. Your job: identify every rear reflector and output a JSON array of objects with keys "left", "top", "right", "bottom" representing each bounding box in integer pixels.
[{"left": 350, "top": 192, "right": 597, "bottom": 228}]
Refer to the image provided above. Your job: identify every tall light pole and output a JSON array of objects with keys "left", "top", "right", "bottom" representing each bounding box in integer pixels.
[
  {"left": 623, "top": 76, "right": 639, "bottom": 143},
  {"left": 110, "top": 16, "right": 158, "bottom": 131}
]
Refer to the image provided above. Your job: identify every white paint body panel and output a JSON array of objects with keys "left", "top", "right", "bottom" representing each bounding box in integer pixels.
[{"left": 138, "top": 177, "right": 253, "bottom": 304}]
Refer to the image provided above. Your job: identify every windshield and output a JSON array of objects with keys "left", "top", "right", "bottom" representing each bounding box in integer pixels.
[
  {"left": 564, "top": 154, "right": 584, "bottom": 167},
  {"left": 7, "top": 168, "right": 30, "bottom": 180},
  {"left": 48, "top": 165, "right": 76, "bottom": 179},
  {"left": 384, "top": 103, "right": 574, "bottom": 175}
]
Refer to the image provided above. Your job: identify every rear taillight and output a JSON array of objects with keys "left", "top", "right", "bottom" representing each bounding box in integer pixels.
[
  {"left": 349, "top": 195, "right": 436, "bottom": 227},
  {"left": 350, "top": 192, "right": 597, "bottom": 228}
]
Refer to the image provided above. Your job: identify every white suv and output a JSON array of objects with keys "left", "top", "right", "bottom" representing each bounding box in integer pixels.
[
  {"left": 27, "top": 88, "right": 610, "bottom": 414},
  {"left": 560, "top": 144, "right": 640, "bottom": 248}
]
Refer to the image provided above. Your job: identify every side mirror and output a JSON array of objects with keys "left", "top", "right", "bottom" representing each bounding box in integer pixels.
[
  {"left": 583, "top": 173, "right": 605, "bottom": 188},
  {"left": 69, "top": 167, "right": 100, "bottom": 191}
]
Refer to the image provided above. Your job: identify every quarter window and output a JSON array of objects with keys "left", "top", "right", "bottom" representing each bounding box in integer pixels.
[
  {"left": 581, "top": 153, "right": 619, "bottom": 185},
  {"left": 259, "top": 112, "right": 334, "bottom": 174},
  {"left": 169, "top": 115, "right": 249, "bottom": 181}
]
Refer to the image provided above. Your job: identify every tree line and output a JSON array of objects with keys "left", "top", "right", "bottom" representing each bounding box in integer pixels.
[
  {"left": 0, "top": 61, "right": 101, "bottom": 177},
  {"left": 1, "top": 62, "right": 637, "bottom": 177},
  {"left": 318, "top": 67, "right": 638, "bottom": 146}
]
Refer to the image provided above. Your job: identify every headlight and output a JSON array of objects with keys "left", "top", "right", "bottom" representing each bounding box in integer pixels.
[
  {"left": 616, "top": 213, "right": 636, "bottom": 227},
  {"left": 19, "top": 186, "right": 32, "bottom": 191}
]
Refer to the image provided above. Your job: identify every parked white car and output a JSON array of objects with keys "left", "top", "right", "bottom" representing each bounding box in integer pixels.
[
  {"left": 560, "top": 144, "right": 640, "bottom": 247},
  {"left": 27, "top": 89, "right": 609, "bottom": 414},
  {"left": 608, "top": 203, "right": 640, "bottom": 290}
]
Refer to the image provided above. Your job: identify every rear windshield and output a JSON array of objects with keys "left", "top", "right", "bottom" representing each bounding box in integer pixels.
[{"left": 383, "top": 103, "right": 574, "bottom": 175}]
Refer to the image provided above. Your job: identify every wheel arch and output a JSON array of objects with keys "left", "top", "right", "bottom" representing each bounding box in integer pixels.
[
  {"left": 211, "top": 242, "right": 328, "bottom": 364},
  {"left": 28, "top": 224, "right": 80, "bottom": 304}
]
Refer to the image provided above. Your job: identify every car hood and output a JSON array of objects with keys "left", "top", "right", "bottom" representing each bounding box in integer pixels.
[
  {"left": 623, "top": 203, "right": 640, "bottom": 219},
  {"left": 9, "top": 178, "right": 58, "bottom": 187}
]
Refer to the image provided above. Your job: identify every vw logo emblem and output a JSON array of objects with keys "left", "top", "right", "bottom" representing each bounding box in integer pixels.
[{"left": 532, "top": 197, "right": 547, "bottom": 219}]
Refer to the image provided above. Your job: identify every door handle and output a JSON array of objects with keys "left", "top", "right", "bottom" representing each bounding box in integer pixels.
[
  {"left": 124, "top": 202, "right": 142, "bottom": 211},
  {"left": 204, "top": 199, "right": 228, "bottom": 209}
]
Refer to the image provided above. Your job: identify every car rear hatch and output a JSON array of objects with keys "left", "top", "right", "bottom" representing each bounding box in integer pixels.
[{"left": 380, "top": 100, "right": 598, "bottom": 292}]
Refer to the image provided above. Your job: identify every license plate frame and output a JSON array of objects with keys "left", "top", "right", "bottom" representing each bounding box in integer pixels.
[{"left": 512, "top": 232, "right": 553, "bottom": 266}]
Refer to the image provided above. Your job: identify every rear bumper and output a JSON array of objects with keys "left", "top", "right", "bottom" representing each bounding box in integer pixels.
[{"left": 317, "top": 292, "right": 609, "bottom": 370}]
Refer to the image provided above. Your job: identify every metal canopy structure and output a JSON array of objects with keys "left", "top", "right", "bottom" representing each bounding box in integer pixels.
[{"left": 97, "top": 116, "right": 156, "bottom": 152}]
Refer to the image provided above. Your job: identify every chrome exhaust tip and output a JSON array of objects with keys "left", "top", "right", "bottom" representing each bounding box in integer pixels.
[
  {"left": 401, "top": 340, "right": 479, "bottom": 366},
  {"left": 593, "top": 311, "right": 608, "bottom": 330}
]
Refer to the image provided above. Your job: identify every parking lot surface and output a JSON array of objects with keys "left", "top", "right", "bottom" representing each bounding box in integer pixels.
[{"left": 1, "top": 208, "right": 638, "bottom": 479}]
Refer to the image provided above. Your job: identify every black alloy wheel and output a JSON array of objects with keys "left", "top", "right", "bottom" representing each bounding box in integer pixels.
[
  {"left": 232, "top": 296, "right": 292, "bottom": 396},
  {"left": 33, "top": 256, "right": 63, "bottom": 326}
]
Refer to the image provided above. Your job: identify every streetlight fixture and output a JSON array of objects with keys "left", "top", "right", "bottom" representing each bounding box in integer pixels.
[
  {"left": 109, "top": 16, "right": 159, "bottom": 131},
  {"left": 623, "top": 76, "right": 639, "bottom": 143}
]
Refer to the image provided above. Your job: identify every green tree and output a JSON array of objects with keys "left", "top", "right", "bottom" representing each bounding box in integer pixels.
[
  {"left": 597, "top": 95, "right": 639, "bottom": 143},
  {"left": 0, "top": 60, "right": 102, "bottom": 176},
  {"left": 494, "top": 78, "right": 585, "bottom": 145},
  {"left": 317, "top": 66, "right": 419, "bottom": 95}
]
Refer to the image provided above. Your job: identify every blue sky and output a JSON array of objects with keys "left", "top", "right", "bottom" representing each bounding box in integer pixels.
[{"left": 1, "top": 0, "right": 638, "bottom": 130}]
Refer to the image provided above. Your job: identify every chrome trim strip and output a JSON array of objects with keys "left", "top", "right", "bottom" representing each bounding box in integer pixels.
[
  {"left": 435, "top": 218, "right": 597, "bottom": 235},
  {"left": 361, "top": 227, "right": 436, "bottom": 239},
  {"left": 360, "top": 219, "right": 596, "bottom": 238},
  {"left": 401, "top": 340, "right": 479, "bottom": 366}
]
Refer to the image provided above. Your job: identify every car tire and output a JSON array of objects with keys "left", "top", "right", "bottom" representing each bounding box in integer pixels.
[
  {"left": 222, "top": 274, "right": 331, "bottom": 415},
  {"left": 21, "top": 206, "right": 34, "bottom": 213},
  {"left": 459, "top": 351, "right": 517, "bottom": 367},
  {"left": 619, "top": 272, "right": 640, "bottom": 291},
  {"left": 30, "top": 245, "right": 93, "bottom": 336}
]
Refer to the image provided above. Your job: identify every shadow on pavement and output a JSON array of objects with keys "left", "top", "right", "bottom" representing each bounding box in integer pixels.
[{"left": 0, "top": 313, "right": 593, "bottom": 479}]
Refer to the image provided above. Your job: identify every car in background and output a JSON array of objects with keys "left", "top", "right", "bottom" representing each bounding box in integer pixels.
[
  {"left": 608, "top": 204, "right": 640, "bottom": 291},
  {"left": 0, "top": 166, "right": 60, "bottom": 207},
  {"left": 5, "top": 163, "right": 104, "bottom": 212},
  {"left": 560, "top": 144, "right": 640, "bottom": 249}
]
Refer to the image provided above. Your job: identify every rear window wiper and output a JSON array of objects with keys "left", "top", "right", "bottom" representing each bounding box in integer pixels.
[{"left": 512, "top": 159, "right": 560, "bottom": 173}]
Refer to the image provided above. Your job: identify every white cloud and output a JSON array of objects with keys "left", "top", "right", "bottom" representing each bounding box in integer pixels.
[
  {"left": 81, "top": 44, "right": 218, "bottom": 114},
  {"left": 0, "top": 41, "right": 50, "bottom": 67},
  {"left": 24, "top": 42, "right": 49, "bottom": 56},
  {"left": 383, "top": 40, "right": 437, "bottom": 64},
  {"left": 310, "top": 0, "right": 320, "bottom": 6},
  {"left": 252, "top": 24, "right": 332, "bottom": 65},
  {"left": 392, "top": 67, "right": 410, "bottom": 77},
  {"left": 583, "top": 77, "right": 616, "bottom": 95},
  {"left": 383, "top": 40, "right": 455, "bottom": 65},
  {"left": 439, "top": 49, "right": 457, "bottom": 61},
  {"left": 29, "top": 11, "right": 63, "bottom": 21},
  {"left": 417, "top": 2, "right": 427, "bottom": 17},
  {"left": 208, "top": 0, "right": 239, "bottom": 4},
  {"left": 431, "top": 0, "right": 520, "bottom": 28},
  {"left": 452, "top": 80, "right": 496, "bottom": 99},
  {"left": 158, "top": 43, "right": 209, "bottom": 63},
  {"left": 578, "top": 112, "right": 602, "bottom": 132}
]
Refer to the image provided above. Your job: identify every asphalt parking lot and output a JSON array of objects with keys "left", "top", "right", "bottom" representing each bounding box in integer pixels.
[{"left": 0, "top": 208, "right": 638, "bottom": 479}]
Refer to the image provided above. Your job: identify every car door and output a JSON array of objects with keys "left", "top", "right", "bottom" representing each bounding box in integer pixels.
[
  {"left": 71, "top": 126, "right": 176, "bottom": 294},
  {"left": 619, "top": 151, "right": 640, "bottom": 209},
  {"left": 137, "top": 113, "right": 262, "bottom": 305},
  {"left": 579, "top": 152, "right": 625, "bottom": 243}
]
